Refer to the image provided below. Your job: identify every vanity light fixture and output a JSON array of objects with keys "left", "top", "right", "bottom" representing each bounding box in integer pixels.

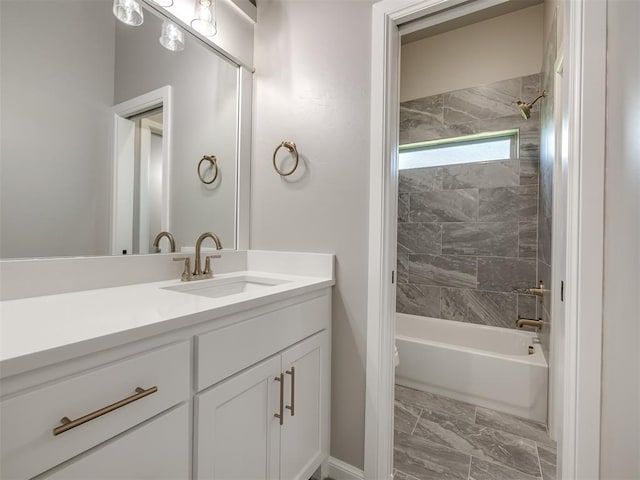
[
  {"left": 152, "top": 0, "right": 174, "bottom": 7},
  {"left": 112, "top": 0, "right": 144, "bottom": 26},
  {"left": 191, "top": 0, "right": 217, "bottom": 37},
  {"left": 159, "top": 20, "right": 185, "bottom": 51}
]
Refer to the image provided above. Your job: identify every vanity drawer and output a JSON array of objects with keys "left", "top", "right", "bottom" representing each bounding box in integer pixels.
[
  {"left": 197, "top": 291, "right": 330, "bottom": 391},
  {"left": 0, "top": 341, "right": 190, "bottom": 480},
  {"left": 39, "top": 404, "right": 190, "bottom": 480}
]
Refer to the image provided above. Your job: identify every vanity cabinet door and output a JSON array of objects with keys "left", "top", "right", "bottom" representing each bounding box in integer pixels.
[
  {"left": 280, "top": 331, "right": 330, "bottom": 480},
  {"left": 40, "top": 404, "right": 190, "bottom": 479},
  {"left": 195, "top": 355, "right": 282, "bottom": 480}
]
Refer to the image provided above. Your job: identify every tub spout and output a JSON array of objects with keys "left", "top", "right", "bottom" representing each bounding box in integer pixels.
[{"left": 516, "top": 317, "right": 543, "bottom": 329}]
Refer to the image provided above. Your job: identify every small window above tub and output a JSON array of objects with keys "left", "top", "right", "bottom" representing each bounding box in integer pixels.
[{"left": 399, "top": 130, "right": 518, "bottom": 170}]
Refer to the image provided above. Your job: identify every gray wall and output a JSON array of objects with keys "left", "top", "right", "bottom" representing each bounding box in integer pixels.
[
  {"left": 397, "top": 75, "right": 541, "bottom": 329},
  {"left": 0, "top": 0, "right": 114, "bottom": 258},
  {"left": 600, "top": 0, "right": 640, "bottom": 477},
  {"left": 251, "top": 0, "right": 373, "bottom": 469},
  {"left": 114, "top": 10, "right": 238, "bottom": 250}
]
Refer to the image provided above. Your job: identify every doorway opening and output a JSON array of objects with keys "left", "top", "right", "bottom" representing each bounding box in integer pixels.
[
  {"left": 394, "top": 5, "right": 558, "bottom": 478},
  {"left": 365, "top": 0, "right": 606, "bottom": 479}
]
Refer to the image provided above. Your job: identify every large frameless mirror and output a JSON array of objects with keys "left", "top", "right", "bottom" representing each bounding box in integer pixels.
[{"left": 0, "top": 0, "right": 241, "bottom": 258}]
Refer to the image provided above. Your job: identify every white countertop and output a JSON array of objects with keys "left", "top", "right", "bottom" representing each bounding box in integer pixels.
[{"left": 0, "top": 270, "right": 334, "bottom": 378}]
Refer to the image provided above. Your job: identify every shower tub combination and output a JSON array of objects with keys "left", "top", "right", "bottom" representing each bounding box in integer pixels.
[{"left": 395, "top": 313, "right": 548, "bottom": 423}]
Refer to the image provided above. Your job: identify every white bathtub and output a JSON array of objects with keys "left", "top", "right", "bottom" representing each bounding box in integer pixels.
[{"left": 395, "top": 313, "right": 548, "bottom": 423}]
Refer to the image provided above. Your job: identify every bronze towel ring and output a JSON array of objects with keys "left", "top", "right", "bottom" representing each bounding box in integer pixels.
[
  {"left": 272, "top": 141, "right": 299, "bottom": 176},
  {"left": 197, "top": 155, "right": 218, "bottom": 185}
]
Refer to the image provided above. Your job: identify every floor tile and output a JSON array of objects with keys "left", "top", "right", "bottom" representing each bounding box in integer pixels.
[
  {"left": 394, "top": 385, "right": 476, "bottom": 422},
  {"left": 394, "top": 469, "right": 421, "bottom": 480},
  {"left": 537, "top": 443, "right": 557, "bottom": 480},
  {"left": 394, "top": 431, "right": 471, "bottom": 480},
  {"left": 469, "top": 456, "right": 541, "bottom": 480},
  {"left": 475, "top": 406, "right": 553, "bottom": 445},
  {"left": 413, "top": 409, "right": 541, "bottom": 476},
  {"left": 395, "top": 399, "right": 421, "bottom": 435},
  {"left": 393, "top": 387, "right": 557, "bottom": 480}
]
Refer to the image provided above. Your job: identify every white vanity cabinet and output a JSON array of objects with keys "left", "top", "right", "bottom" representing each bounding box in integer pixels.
[
  {"left": 0, "top": 282, "right": 332, "bottom": 480},
  {"left": 195, "top": 330, "right": 329, "bottom": 480}
]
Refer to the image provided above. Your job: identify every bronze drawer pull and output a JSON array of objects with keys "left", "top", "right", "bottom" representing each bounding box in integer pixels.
[
  {"left": 285, "top": 367, "right": 295, "bottom": 416},
  {"left": 274, "top": 373, "right": 284, "bottom": 426},
  {"left": 53, "top": 386, "right": 158, "bottom": 436}
]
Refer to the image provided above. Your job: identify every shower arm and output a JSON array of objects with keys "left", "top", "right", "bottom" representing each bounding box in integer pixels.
[{"left": 528, "top": 91, "right": 547, "bottom": 108}]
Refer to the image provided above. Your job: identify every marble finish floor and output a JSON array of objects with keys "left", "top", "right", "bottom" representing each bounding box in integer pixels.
[{"left": 394, "top": 385, "right": 557, "bottom": 480}]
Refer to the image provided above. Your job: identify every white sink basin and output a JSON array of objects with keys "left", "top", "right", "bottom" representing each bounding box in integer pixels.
[{"left": 162, "top": 275, "right": 290, "bottom": 299}]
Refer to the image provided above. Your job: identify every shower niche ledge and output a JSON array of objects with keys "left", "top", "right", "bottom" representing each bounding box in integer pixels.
[{"left": 0, "top": 251, "right": 334, "bottom": 480}]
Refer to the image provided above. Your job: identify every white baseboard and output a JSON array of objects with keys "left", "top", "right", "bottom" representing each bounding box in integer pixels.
[{"left": 327, "top": 457, "right": 364, "bottom": 480}]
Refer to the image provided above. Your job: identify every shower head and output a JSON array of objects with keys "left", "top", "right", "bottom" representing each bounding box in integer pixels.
[{"left": 516, "top": 91, "right": 546, "bottom": 120}]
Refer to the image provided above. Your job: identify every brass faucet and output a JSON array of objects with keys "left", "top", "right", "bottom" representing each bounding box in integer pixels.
[
  {"left": 193, "top": 232, "right": 223, "bottom": 277},
  {"left": 152, "top": 231, "right": 176, "bottom": 253},
  {"left": 516, "top": 317, "right": 543, "bottom": 329},
  {"left": 173, "top": 232, "right": 223, "bottom": 282}
]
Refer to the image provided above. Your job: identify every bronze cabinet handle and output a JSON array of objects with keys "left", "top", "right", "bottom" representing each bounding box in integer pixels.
[
  {"left": 53, "top": 386, "right": 158, "bottom": 436},
  {"left": 285, "top": 367, "right": 295, "bottom": 417},
  {"left": 274, "top": 374, "right": 284, "bottom": 426}
]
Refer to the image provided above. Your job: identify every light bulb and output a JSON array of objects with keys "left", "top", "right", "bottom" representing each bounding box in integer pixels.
[
  {"left": 191, "top": 0, "right": 217, "bottom": 37},
  {"left": 159, "top": 21, "right": 185, "bottom": 52},
  {"left": 113, "top": 0, "right": 144, "bottom": 26}
]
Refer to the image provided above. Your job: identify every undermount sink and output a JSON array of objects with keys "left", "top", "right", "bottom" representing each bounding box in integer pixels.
[{"left": 162, "top": 275, "right": 291, "bottom": 299}]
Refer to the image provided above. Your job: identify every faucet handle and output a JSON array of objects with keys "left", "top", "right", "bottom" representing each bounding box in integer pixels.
[
  {"left": 203, "top": 255, "right": 222, "bottom": 275},
  {"left": 173, "top": 257, "right": 192, "bottom": 282}
]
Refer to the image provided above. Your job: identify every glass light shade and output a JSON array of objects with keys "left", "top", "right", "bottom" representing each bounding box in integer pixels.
[
  {"left": 159, "top": 21, "right": 185, "bottom": 51},
  {"left": 113, "top": 0, "right": 144, "bottom": 26},
  {"left": 153, "top": 0, "right": 174, "bottom": 6},
  {"left": 191, "top": 0, "right": 217, "bottom": 37}
]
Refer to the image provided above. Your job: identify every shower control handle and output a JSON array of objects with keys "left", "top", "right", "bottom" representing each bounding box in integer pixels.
[
  {"left": 512, "top": 281, "right": 545, "bottom": 297},
  {"left": 525, "top": 281, "right": 545, "bottom": 297}
]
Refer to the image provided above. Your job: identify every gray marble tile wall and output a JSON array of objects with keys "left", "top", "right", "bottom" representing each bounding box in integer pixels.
[{"left": 397, "top": 74, "right": 542, "bottom": 329}]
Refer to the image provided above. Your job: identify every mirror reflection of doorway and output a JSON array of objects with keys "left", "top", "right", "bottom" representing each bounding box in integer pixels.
[
  {"left": 129, "top": 108, "right": 164, "bottom": 254},
  {"left": 111, "top": 86, "right": 171, "bottom": 256}
]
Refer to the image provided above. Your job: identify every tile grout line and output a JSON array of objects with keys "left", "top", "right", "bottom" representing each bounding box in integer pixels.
[
  {"left": 466, "top": 454, "right": 473, "bottom": 480},
  {"left": 410, "top": 408, "right": 422, "bottom": 436},
  {"left": 535, "top": 443, "right": 544, "bottom": 479}
]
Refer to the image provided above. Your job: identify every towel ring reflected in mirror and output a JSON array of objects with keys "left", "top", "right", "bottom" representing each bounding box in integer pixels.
[
  {"left": 273, "top": 141, "right": 299, "bottom": 176},
  {"left": 197, "top": 155, "right": 218, "bottom": 185}
]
